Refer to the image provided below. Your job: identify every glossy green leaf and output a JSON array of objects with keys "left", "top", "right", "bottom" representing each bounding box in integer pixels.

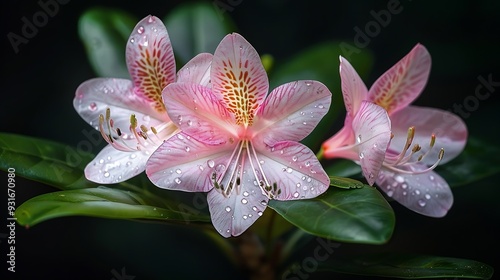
[
  {"left": 78, "top": 7, "right": 137, "bottom": 78},
  {"left": 437, "top": 136, "right": 500, "bottom": 187},
  {"left": 15, "top": 187, "right": 210, "bottom": 227},
  {"left": 164, "top": 2, "right": 236, "bottom": 66},
  {"left": 269, "top": 186, "right": 394, "bottom": 244},
  {"left": 317, "top": 253, "right": 494, "bottom": 279},
  {"left": 329, "top": 176, "right": 364, "bottom": 189},
  {"left": 0, "top": 133, "right": 96, "bottom": 190},
  {"left": 270, "top": 41, "right": 373, "bottom": 151},
  {"left": 325, "top": 158, "right": 362, "bottom": 178}
]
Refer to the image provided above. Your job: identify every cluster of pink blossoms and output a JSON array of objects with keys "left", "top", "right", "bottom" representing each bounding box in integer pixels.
[{"left": 74, "top": 15, "right": 467, "bottom": 237}]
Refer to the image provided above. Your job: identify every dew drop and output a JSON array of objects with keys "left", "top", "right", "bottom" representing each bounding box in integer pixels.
[
  {"left": 257, "top": 211, "right": 263, "bottom": 216},
  {"left": 187, "top": 120, "right": 193, "bottom": 126},
  {"left": 175, "top": 169, "right": 182, "bottom": 174},
  {"left": 137, "top": 26, "right": 145, "bottom": 34},
  {"left": 107, "top": 156, "right": 112, "bottom": 161},
  {"left": 260, "top": 200, "right": 267, "bottom": 206},
  {"left": 104, "top": 172, "right": 110, "bottom": 178},
  {"left": 401, "top": 183, "right": 408, "bottom": 189},
  {"left": 305, "top": 81, "right": 312, "bottom": 86},
  {"left": 98, "top": 159, "right": 104, "bottom": 164},
  {"left": 293, "top": 192, "right": 299, "bottom": 198},
  {"left": 418, "top": 199, "right": 426, "bottom": 207},
  {"left": 241, "top": 198, "right": 248, "bottom": 204},
  {"left": 394, "top": 175, "right": 405, "bottom": 183},
  {"left": 207, "top": 160, "right": 215, "bottom": 168},
  {"left": 185, "top": 146, "right": 191, "bottom": 152},
  {"left": 305, "top": 161, "right": 311, "bottom": 167},
  {"left": 306, "top": 177, "right": 312, "bottom": 183},
  {"left": 286, "top": 167, "right": 293, "bottom": 173},
  {"left": 302, "top": 121, "right": 307, "bottom": 125},
  {"left": 296, "top": 183, "right": 301, "bottom": 188},
  {"left": 415, "top": 189, "right": 421, "bottom": 195},
  {"left": 252, "top": 206, "right": 258, "bottom": 211},
  {"left": 292, "top": 156, "right": 298, "bottom": 162},
  {"left": 301, "top": 176, "right": 306, "bottom": 181},
  {"left": 174, "top": 178, "right": 182, "bottom": 184},
  {"left": 356, "top": 135, "right": 362, "bottom": 143},
  {"left": 89, "top": 102, "right": 97, "bottom": 111},
  {"left": 359, "top": 152, "right": 365, "bottom": 159},
  {"left": 302, "top": 185, "right": 307, "bottom": 191},
  {"left": 317, "top": 103, "right": 324, "bottom": 109},
  {"left": 387, "top": 190, "right": 394, "bottom": 197},
  {"left": 373, "top": 143, "right": 378, "bottom": 148},
  {"left": 429, "top": 175, "right": 435, "bottom": 181},
  {"left": 300, "top": 111, "right": 305, "bottom": 116},
  {"left": 402, "top": 191, "right": 407, "bottom": 196},
  {"left": 126, "top": 161, "right": 132, "bottom": 167},
  {"left": 243, "top": 191, "right": 249, "bottom": 197},
  {"left": 242, "top": 215, "right": 248, "bottom": 220},
  {"left": 129, "top": 38, "right": 135, "bottom": 43},
  {"left": 425, "top": 193, "right": 431, "bottom": 200}
]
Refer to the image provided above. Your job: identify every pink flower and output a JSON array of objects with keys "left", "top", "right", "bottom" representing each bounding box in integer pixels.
[
  {"left": 74, "top": 15, "right": 211, "bottom": 183},
  {"left": 146, "top": 33, "right": 332, "bottom": 237},
  {"left": 322, "top": 44, "right": 468, "bottom": 217}
]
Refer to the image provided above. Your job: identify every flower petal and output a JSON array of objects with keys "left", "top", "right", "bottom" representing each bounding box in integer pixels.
[
  {"left": 321, "top": 119, "right": 356, "bottom": 159},
  {"left": 377, "top": 164, "right": 453, "bottom": 218},
  {"left": 211, "top": 33, "right": 269, "bottom": 126},
  {"left": 127, "top": 15, "right": 176, "bottom": 114},
  {"left": 339, "top": 56, "right": 368, "bottom": 116},
  {"left": 74, "top": 78, "right": 167, "bottom": 132},
  {"left": 207, "top": 171, "right": 269, "bottom": 237},
  {"left": 253, "top": 80, "right": 332, "bottom": 144},
  {"left": 162, "top": 83, "right": 237, "bottom": 144},
  {"left": 176, "top": 53, "right": 213, "bottom": 86},
  {"left": 85, "top": 144, "right": 151, "bottom": 183},
  {"left": 255, "top": 141, "right": 330, "bottom": 200},
  {"left": 368, "top": 44, "right": 431, "bottom": 114},
  {"left": 146, "top": 133, "right": 235, "bottom": 193},
  {"left": 389, "top": 106, "right": 467, "bottom": 165},
  {"left": 351, "top": 101, "right": 392, "bottom": 185}
]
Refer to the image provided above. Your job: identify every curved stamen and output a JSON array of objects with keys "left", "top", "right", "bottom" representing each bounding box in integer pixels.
[{"left": 383, "top": 148, "right": 444, "bottom": 175}]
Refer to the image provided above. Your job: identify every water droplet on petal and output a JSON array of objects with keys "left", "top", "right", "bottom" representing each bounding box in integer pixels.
[
  {"left": 317, "top": 103, "right": 324, "bottom": 109},
  {"left": 225, "top": 206, "right": 231, "bottom": 212},
  {"left": 429, "top": 175, "right": 435, "bottom": 181},
  {"left": 402, "top": 191, "right": 407, "bottom": 196},
  {"left": 98, "top": 159, "right": 104, "bottom": 164},
  {"left": 286, "top": 167, "right": 293, "bottom": 173},
  {"left": 401, "top": 183, "right": 408, "bottom": 189},
  {"left": 418, "top": 199, "right": 426, "bottom": 207},
  {"left": 296, "top": 183, "right": 301, "bottom": 188},
  {"left": 187, "top": 120, "right": 193, "bottom": 126},
  {"left": 292, "top": 156, "right": 298, "bottom": 162},
  {"left": 305, "top": 161, "right": 311, "bottom": 167},
  {"left": 257, "top": 211, "right": 263, "bottom": 216},
  {"left": 185, "top": 146, "right": 191, "bottom": 152},
  {"left": 387, "top": 190, "right": 394, "bottom": 197},
  {"left": 415, "top": 189, "right": 421, "bottom": 195},
  {"left": 207, "top": 160, "right": 215, "bottom": 168},
  {"left": 373, "top": 143, "right": 378, "bottom": 148},
  {"left": 104, "top": 172, "right": 110, "bottom": 178},
  {"left": 305, "top": 81, "right": 312, "bottom": 86},
  {"left": 252, "top": 206, "right": 258, "bottom": 211},
  {"left": 174, "top": 178, "right": 182, "bottom": 184},
  {"left": 260, "top": 200, "right": 267, "bottom": 206},
  {"left": 243, "top": 191, "right": 249, "bottom": 197},
  {"left": 130, "top": 38, "right": 135, "bottom": 43},
  {"left": 356, "top": 135, "right": 362, "bottom": 143},
  {"left": 359, "top": 152, "right": 365, "bottom": 159},
  {"left": 394, "top": 175, "right": 405, "bottom": 183},
  {"left": 293, "top": 192, "right": 299, "bottom": 198},
  {"left": 241, "top": 198, "right": 248, "bottom": 204},
  {"left": 137, "top": 26, "right": 145, "bottom": 34},
  {"left": 242, "top": 215, "right": 248, "bottom": 220},
  {"left": 425, "top": 193, "right": 431, "bottom": 200},
  {"left": 89, "top": 102, "right": 97, "bottom": 111},
  {"left": 175, "top": 169, "right": 182, "bottom": 174}
]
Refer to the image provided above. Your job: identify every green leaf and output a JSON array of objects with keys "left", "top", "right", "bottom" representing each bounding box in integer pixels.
[
  {"left": 78, "top": 7, "right": 137, "bottom": 78},
  {"left": 0, "top": 133, "right": 96, "bottom": 190},
  {"left": 325, "top": 158, "right": 362, "bottom": 178},
  {"left": 317, "top": 253, "right": 494, "bottom": 279},
  {"left": 164, "top": 2, "right": 236, "bottom": 66},
  {"left": 437, "top": 136, "right": 500, "bottom": 187},
  {"left": 269, "top": 186, "right": 394, "bottom": 244},
  {"left": 270, "top": 41, "right": 374, "bottom": 151},
  {"left": 329, "top": 176, "right": 364, "bottom": 189},
  {"left": 15, "top": 187, "right": 210, "bottom": 227}
]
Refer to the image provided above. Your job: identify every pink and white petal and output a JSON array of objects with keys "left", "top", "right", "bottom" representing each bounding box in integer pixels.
[
  {"left": 127, "top": 15, "right": 176, "bottom": 114},
  {"left": 74, "top": 78, "right": 167, "bottom": 131},
  {"left": 207, "top": 158, "right": 270, "bottom": 237},
  {"left": 211, "top": 33, "right": 269, "bottom": 125},
  {"left": 376, "top": 164, "right": 453, "bottom": 218},
  {"left": 368, "top": 44, "right": 431, "bottom": 114},
  {"left": 254, "top": 141, "right": 330, "bottom": 200},
  {"left": 162, "top": 83, "right": 237, "bottom": 144},
  {"left": 339, "top": 56, "right": 369, "bottom": 116},
  {"left": 389, "top": 106, "right": 467, "bottom": 165},
  {"left": 321, "top": 123, "right": 357, "bottom": 160},
  {"left": 177, "top": 53, "right": 213, "bottom": 86},
  {"left": 351, "top": 101, "right": 392, "bottom": 185},
  {"left": 85, "top": 144, "right": 152, "bottom": 184},
  {"left": 146, "top": 133, "right": 236, "bottom": 193},
  {"left": 252, "top": 80, "right": 332, "bottom": 144}
]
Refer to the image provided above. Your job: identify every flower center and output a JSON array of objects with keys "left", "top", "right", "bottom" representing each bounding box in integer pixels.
[
  {"left": 98, "top": 107, "right": 178, "bottom": 152},
  {"left": 383, "top": 126, "right": 444, "bottom": 174},
  {"left": 212, "top": 140, "right": 280, "bottom": 199}
]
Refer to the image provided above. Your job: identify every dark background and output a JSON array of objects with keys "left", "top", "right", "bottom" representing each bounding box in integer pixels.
[{"left": 1, "top": 0, "right": 499, "bottom": 279}]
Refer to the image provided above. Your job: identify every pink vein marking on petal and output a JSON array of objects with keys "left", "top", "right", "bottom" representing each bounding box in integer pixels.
[
  {"left": 127, "top": 15, "right": 176, "bottom": 113},
  {"left": 339, "top": 56, "right": 369, "bottom": 117},
  {"left": 253, "top": 80, "right": 332, "bottom": 144},
  {"left": 211, "top": 33, "right": 269, "bottom": 126},
  {"left": 368, "top": 43, "right": 431, "bottom": 114}
]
